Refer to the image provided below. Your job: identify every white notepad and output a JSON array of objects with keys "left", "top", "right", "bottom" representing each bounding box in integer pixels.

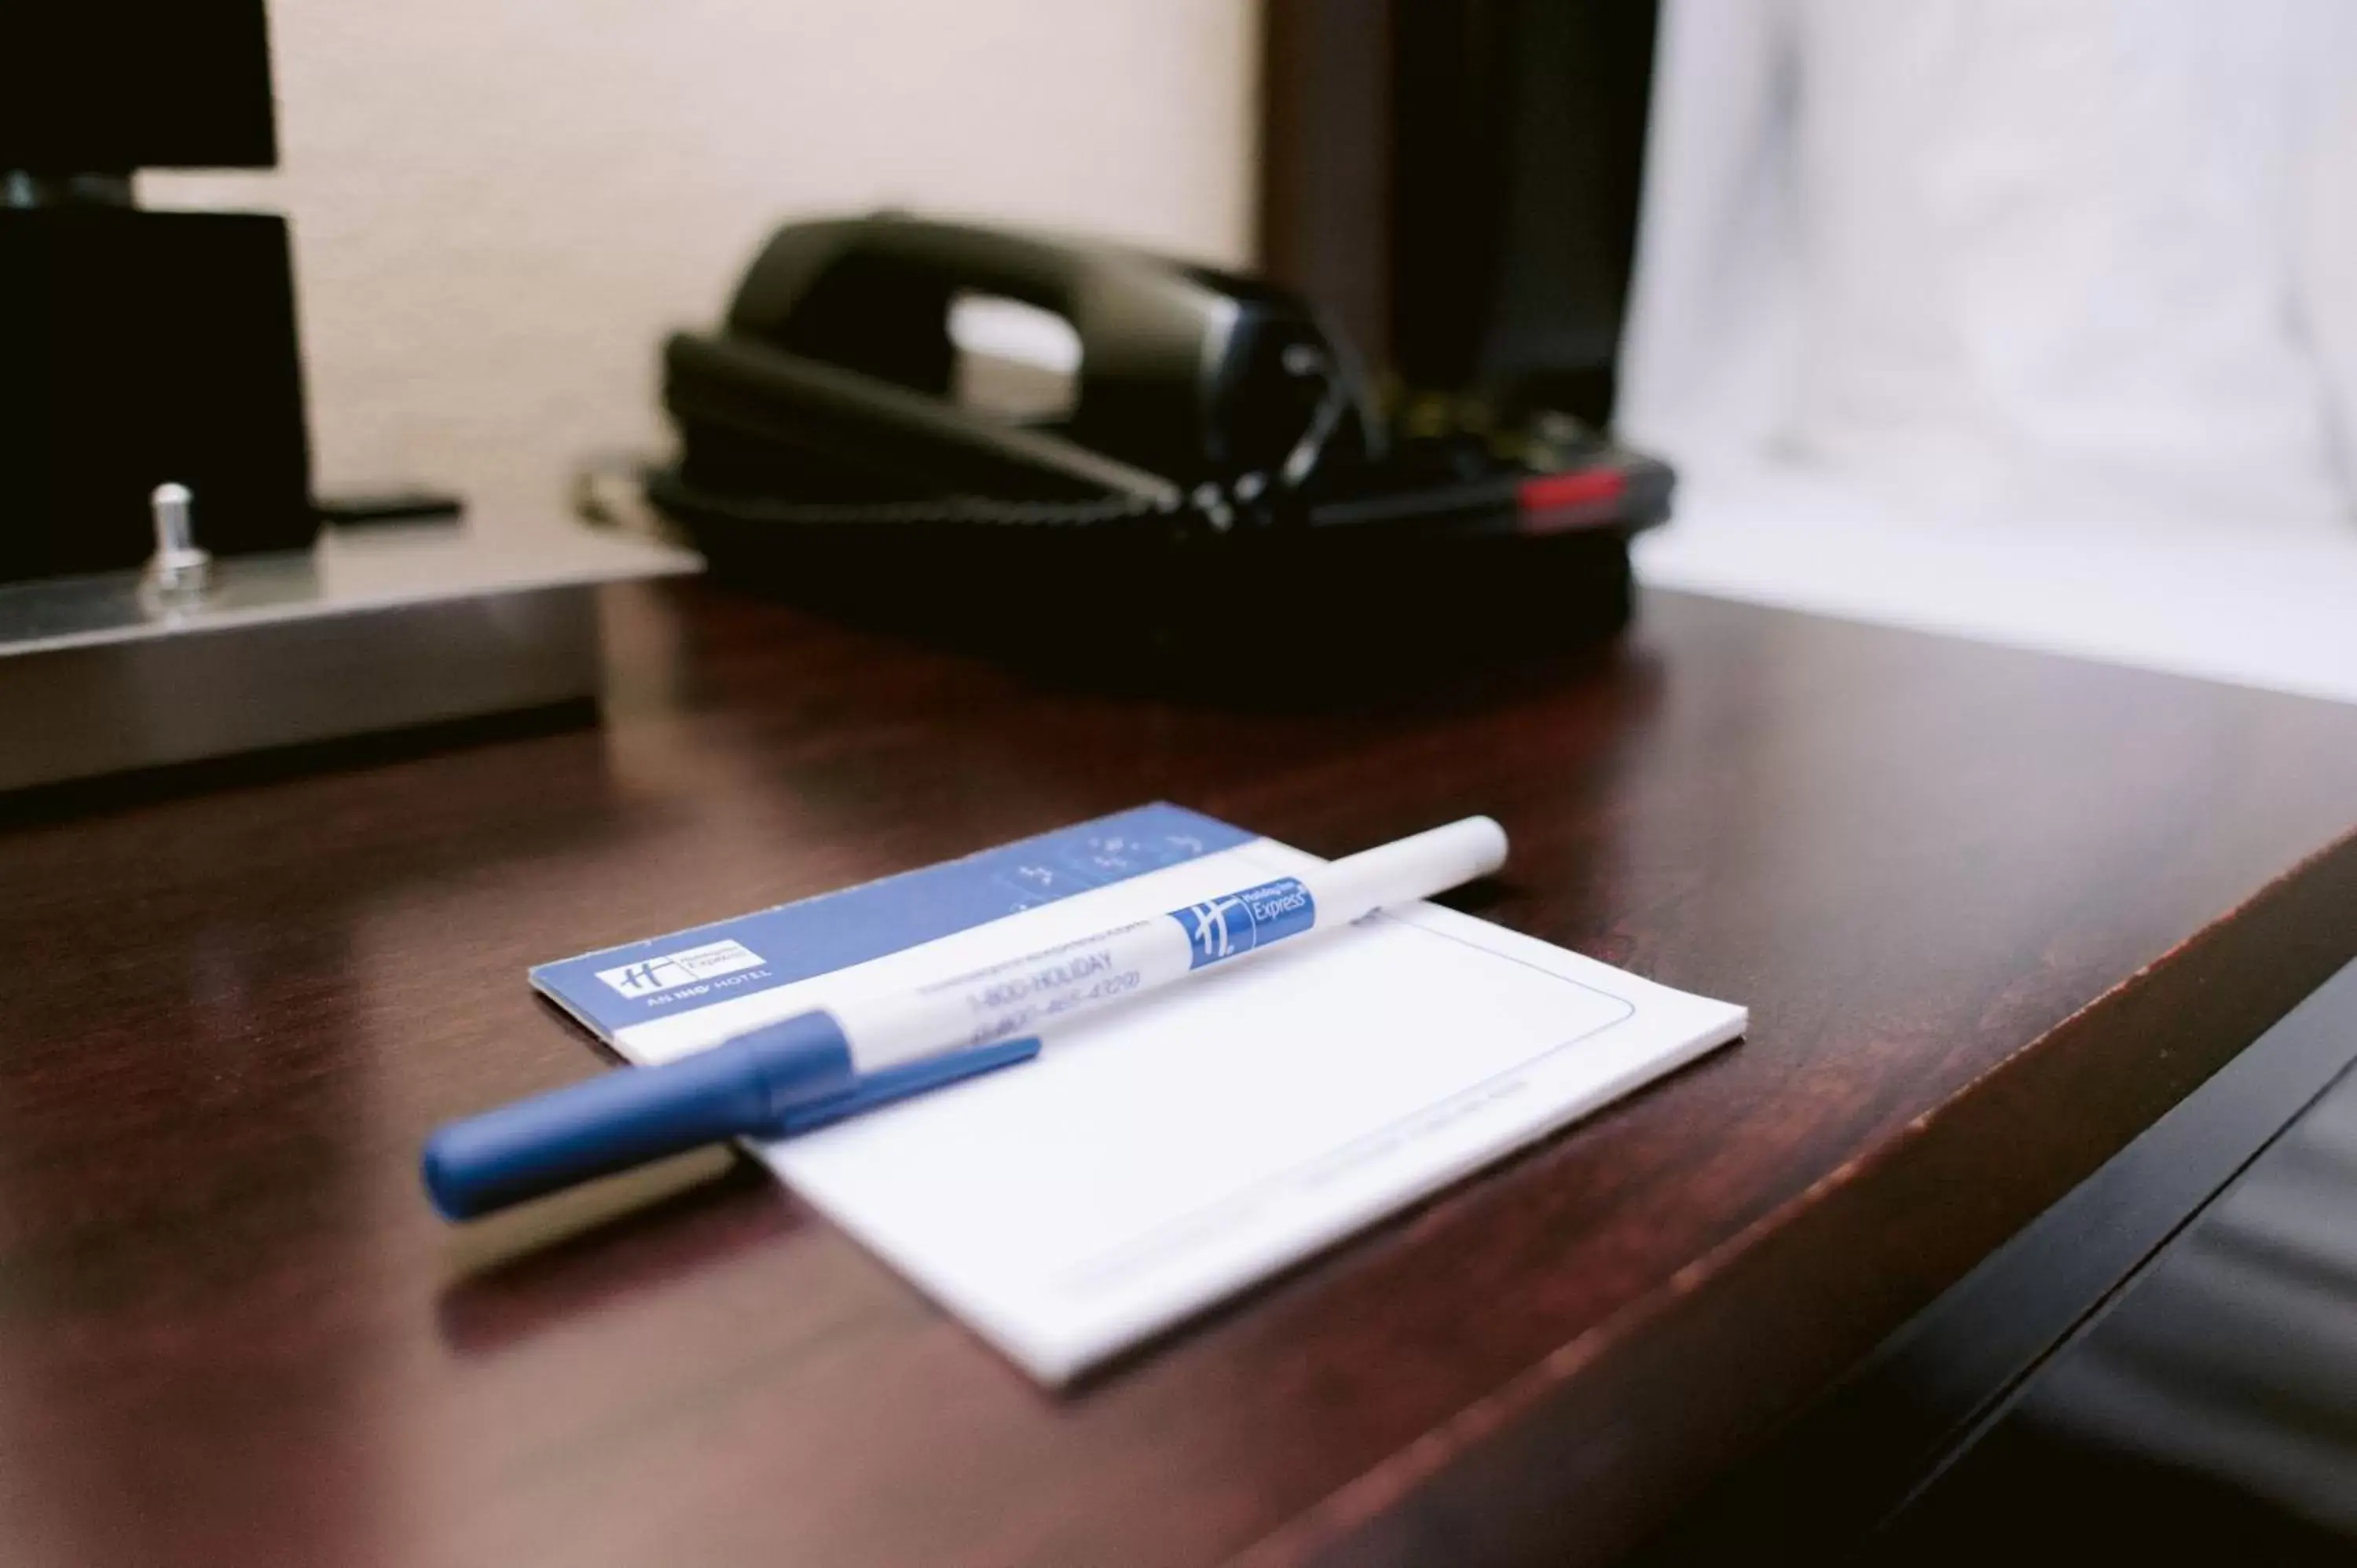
[{"left": 533, "top": 806, "right": 1745, "bottom": 1383}]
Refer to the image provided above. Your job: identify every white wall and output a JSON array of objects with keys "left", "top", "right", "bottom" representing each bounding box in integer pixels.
[
  {"left": 145, "top": 1, "right": 1260, "bottom": 528},
  {"left": 1625, "top": 0, "right": 2357, "bottom": 708},
  {"left": 1620, "top": 0, "right": 2357, "bottom": 529}
]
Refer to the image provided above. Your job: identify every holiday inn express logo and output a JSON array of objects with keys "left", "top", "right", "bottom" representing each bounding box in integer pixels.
[{"left": 596, "top": 938, "right": 765, "bottom": 999}]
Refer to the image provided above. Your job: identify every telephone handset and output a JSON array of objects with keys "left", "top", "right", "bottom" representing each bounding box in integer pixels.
[
  {"left": 648, "top": 213, "right": 1671, "bottom": 691},
  {"left": 659, "top": 214, "right": 1385, "bottom": 517}
]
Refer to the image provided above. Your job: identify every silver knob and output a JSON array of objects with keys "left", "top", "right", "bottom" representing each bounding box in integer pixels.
[{"left": 146, "top": 482, "right": 212, "bottom": 596}]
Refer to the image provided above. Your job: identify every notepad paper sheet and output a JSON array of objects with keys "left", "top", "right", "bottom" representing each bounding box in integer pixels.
[{"left": 532, "top": 805, "right": 1745, "bottom": 1383}]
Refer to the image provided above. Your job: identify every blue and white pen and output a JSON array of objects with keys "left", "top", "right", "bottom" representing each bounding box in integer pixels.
[{"left": 422, "top": 815, "right": 1508, "bottom": 1218}]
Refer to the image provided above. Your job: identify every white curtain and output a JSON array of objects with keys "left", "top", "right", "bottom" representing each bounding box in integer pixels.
[{"left": 1618, "top": 0, "right": 2357, "bottom": 531}]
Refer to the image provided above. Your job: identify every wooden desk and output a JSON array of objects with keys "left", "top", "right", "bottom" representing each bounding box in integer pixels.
[{"left": 5, "top": 581, "right": 2355, "bottom": 1568}]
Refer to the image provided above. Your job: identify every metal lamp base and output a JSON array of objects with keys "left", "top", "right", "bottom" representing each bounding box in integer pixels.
[{"left": 0, "top": 518, "right": 698, "bottom": 792}]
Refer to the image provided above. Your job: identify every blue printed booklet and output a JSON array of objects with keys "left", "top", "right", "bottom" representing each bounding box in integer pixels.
[{"left": 533, "top": 804, "right": 1746, "bottom": 1383}]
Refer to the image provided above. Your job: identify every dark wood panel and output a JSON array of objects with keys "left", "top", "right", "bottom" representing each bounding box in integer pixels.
[
  {"left": 1257, "top": 0, "right": 1395, "bottom": 367},
  {"left": 2, "top": 579, "right": 2355, "bottom": 1568},
  {"left": 1257, "top": 0, "right": 1662, "bottom": 421},
  {"left": 1638, "top": 957, "right": 2357, "bottom": 1563},
  {"left": 1870, "top": 958, "right": 2357, "bottom": 1559}
]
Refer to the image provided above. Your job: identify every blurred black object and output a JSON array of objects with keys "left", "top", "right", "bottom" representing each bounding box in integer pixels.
[
  {"left": 0, "top": 0, "right": 315, "bottom": 586},
  {"left": 1, "top": 207, "right": 313, "bottom": 580},
  {"left": 651, "top": 214, "right": 1670, "bottom": 695},
  {"left": 313, "top": 487, "right": 467, "bottom": 527},
  {"left": 2, "top": 2, "right": 278, "bottom": 170},
  {"left": 1261, "top": 0, "right": 1661, "bottom": 429}
]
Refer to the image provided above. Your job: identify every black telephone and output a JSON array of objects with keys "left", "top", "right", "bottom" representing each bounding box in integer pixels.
[{"left": 651, "top": 213, "right": 1670, "bottom": 693}]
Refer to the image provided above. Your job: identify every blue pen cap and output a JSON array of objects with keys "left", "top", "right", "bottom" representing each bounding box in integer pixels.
[
  {"left": 767, "top": 1035, "right": 1042, "bottom": 1137},
  {"left": 420, "top": 1010, "right": 856, "bottom": 1220}
]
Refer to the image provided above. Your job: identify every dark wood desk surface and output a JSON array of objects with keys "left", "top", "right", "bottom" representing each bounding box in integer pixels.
[{"left": 5, "top": 580, "right": 2355, "bottom": 1568}]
